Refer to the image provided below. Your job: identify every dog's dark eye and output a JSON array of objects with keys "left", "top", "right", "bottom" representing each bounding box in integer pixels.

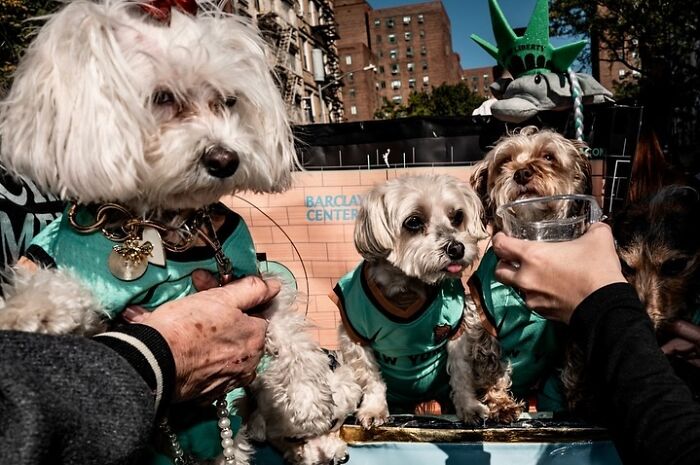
[
  {"left": 451, "top": 209, "right": 464, "bottom": 227},
  {"left": 212, "top": 96, "right": 238, "bottom": 113},
  {"left": 542, "top": 152, "right": 555, "bottom": 162},
  {"left": 661, "top": 258, "right": 688, "bottom": 276},
  {"left": 152, "top": 90, "right": 176, "bottom": 106},
  {"left": 222, "top": 96, "right": 237, "bottom": 108},
  {"left": 403, "top": 216, "right": 424, "bottom": 233}
]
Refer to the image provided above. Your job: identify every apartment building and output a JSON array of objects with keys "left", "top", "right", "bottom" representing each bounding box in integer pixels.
[
  {"left": 227, "top": 0, "right": 341, "bottom": 124},
  {"left": 461, "top": 66, "right": 499, "bottom": 98},
  {"left": 335, "top": 0, "right": 463, "bottom": 122}
]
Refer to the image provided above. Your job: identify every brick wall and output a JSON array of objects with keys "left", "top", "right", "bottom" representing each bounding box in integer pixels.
[{"left": 222, "top": 165, "right": 475, "bottom": 348}]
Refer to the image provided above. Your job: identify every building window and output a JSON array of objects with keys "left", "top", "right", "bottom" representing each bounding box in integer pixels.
[
  {"left": 349, "top": 88, "right": 356, "bottom": 98},
  {"left": 380, "top": 81, "right": 387, "bottom": 89},
  {"left": 350, "top": 105, "right": 357, "bottom": 115},
  {"left": 618, "top": 69, "right": 627, "bottom": 78},
  {"left": 419, "top": 30, "right": 425, "bottom": 38},
  {"left": 391, "top": 63, "right": 400, "bottom": 75},
  {"left": 378, "top": 65, "right": 385, "bottom": 74},
  {"left": 392, "top": 95, "right": 403, "bottom": 103},
  {"left": 386, "top": 18, "right": 395, "bottom": 28},
  {"left": 420, "top": 46, "right": 427, "bottom": 56},
  {"left": 422, "top": 61, "right": 428, "bottom": 70},
  {"left": 376, "top": 35, "right": 382, "bottom": 44},
  {"left": 404, "top": 32, "right": 412, "bottom": 41},
  {"left": 345, "top": 55, "right": 352, "bottom": 65},
  {"left": 417, "top": 14, "right": 424, "bottom": 23},
  {"left": 422, "top": 75, "right": 429, "bottom": 85},
  {"left": 408, "top": 78, "right": 416, "bottom": 88},
  {"left": 406, "top": 46, "right": 414, "bottom": 57},
  {"left": 374, "top": 19, "right": 381, "bottom": 27},
  {"left": 407, "top": 62, "right": 415, "bottom": 72},
  {"left": 403, "top": 15, "right": 411, "bottom": 25},
  {"left": 347, "top": 72, "right": 354, "bottom": 82},
  {"left": 388, "top": 34, "right": 396, "bottom": 44},
  {"left": 389, "top": 49, "right": 398, "bottom": 60},
  {"left": 391, "top": 79, "right": 401, "bottom": 89}
]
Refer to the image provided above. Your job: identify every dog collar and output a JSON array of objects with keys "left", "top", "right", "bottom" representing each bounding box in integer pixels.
[{"left": 67, "top": 202, "right": 233, "bottom": 282}]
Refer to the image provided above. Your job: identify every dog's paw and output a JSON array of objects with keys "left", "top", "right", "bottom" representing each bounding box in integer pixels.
[
  {"left": 455, "top": 400, "right": 489, "bottom": 425},
  {"left": 488, "top": 398, "right": 523, "bottom": 424},
  {"left": 288, "top": 433, "right": 349, "bottom": 465},
  {"left": 356, "top": 399, "right": 389, "bottom": 429}
]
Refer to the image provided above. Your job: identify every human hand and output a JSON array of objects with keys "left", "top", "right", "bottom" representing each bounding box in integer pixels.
[
  {"left": 661, "top": 320, "right": 700, "bottom": 368},
  {"left": 492, "top": 222, "right": 626, "bottom": 324},
  {"left": 131, "top": 271, "right": 278, "bottom": 402}
]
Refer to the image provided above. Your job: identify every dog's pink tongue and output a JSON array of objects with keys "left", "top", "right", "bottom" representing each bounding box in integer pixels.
[{"left": 447, "top": 264, "right": 464, "bottom": 273}]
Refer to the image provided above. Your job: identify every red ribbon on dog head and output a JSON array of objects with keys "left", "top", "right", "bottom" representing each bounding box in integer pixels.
[{"left": 140, "top": 0, "right": 198, "bottom": 24}]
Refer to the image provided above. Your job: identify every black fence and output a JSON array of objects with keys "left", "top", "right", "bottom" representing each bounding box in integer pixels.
[{"left": 292, "top": 104, "right": 643, "bottom": 215}]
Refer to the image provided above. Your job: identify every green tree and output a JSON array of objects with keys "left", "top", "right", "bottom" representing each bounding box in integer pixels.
[
  {"left": 549, "top": 0, "right": 700, "bottom": 155},
  {"left": 374, "top": 83, "right": 486, "bottom": 120},
  {"left": 0, "top": 0, "right": 56, "bottom": 94}
]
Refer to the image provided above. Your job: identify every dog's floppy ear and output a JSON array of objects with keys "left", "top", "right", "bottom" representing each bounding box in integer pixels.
[
  {"left": 469, "top": 157, "right": 493, "bottom": 224},
  {"left": 354, "top": 185, "right": 393, "bottom": 260},
  {"left": 456, "top": 179, "right": 489, "bottom": 241},
  {"left": 0, "top": 1, "right": 150, "bottom": 202},
  {"left": 571, "top": 139, "right": 593, "bottom": 195}
]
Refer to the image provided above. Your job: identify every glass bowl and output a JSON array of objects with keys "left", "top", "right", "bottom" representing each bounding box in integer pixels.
[{"left": 496, "top": 194, "right": 604, "bottom": 242}]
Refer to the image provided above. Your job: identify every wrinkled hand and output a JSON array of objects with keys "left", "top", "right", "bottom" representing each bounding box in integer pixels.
[
  {"left": 128, "top": 270, "right": 278, "bottom": 402},
  {"left": 492, "top": 223, "right": 626, "bottom": 324},
  {"left": 661, "top": 320, "right": 700, "bottom": 368}
]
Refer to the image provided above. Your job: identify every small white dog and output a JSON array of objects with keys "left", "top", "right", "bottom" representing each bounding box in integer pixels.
[
  {"left": 0, "top": 1, "right": 358, "bottom": 464},
  {"left": 333, "top": 175, "right": 522, "bottom": 427}
]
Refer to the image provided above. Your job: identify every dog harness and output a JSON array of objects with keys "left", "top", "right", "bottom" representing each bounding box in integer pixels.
[
  {"left": 26, "top": 203, "right": 258, "bottom": 315},
  {"left": 469, "top": 247, "right": 568, "bottom": 411},
  {"left": 27, "top": 203, "right": 259, "bottom": 463},
  {"left": 332, "top": 261, "right": 464, "bottom": 407}
]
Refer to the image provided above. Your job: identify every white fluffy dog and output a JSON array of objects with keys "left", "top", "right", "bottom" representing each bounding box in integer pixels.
[
  {"left": 0, "top": 1, "right": 358, "bottom": 464},
  {"left": 333, "top": 175, "right": 522, "bottom": 427}
]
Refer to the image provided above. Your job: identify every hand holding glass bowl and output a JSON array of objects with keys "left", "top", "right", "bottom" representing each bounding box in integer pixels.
[{"left": 496, "top": 194, "right": 605, "bottom": 242}]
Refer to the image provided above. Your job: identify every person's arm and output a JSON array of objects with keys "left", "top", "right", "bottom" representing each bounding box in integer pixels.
[
  {"left": 0, "top": 330, "right": 157, "bottom": 465},
  {"left": 492, "top": 224, "right": 700, "bottom": 465},
  {"left": 572, "top": 283, "right": 700, "bottom": 465},
  {"left": 0, "top": 273, "right": 276, "bottom": 465}
]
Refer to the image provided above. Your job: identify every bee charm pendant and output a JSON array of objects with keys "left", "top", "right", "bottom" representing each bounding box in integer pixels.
[{"left": 108, "top": 238, "right": 154, "bottom": 281}]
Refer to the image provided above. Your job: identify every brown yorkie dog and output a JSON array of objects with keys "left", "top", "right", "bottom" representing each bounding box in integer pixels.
[
  {"left": 469, "top": 126, "right": 593, "bottom": 412},
  {"left": 611, "top": 185, "right": 700, "bottom": 329},
  {"left": 612, "top": 185, "right": 700, "bottom": 397},
  {"left": 471, "top": 125, "right": 592, "bottom": 229}
]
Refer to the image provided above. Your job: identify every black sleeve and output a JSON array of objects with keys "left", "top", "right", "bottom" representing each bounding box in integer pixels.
[
  {"left": 571, "top": 282, "right": 700, "bottom": 465},
  {"left": 0, "top": 331, "right": 156, "bottom": 465}
]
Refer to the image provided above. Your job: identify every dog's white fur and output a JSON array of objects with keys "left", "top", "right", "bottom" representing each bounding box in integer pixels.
[
  {"left": 339, "top": 175, "right": 521, "bottom": 427},
  {"left": 0, "top": 1, "right": 357, "bottom": 463}
]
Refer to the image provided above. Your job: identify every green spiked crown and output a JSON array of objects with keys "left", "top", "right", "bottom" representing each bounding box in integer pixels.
[{"left": 471, "top": 0, "right": 586, "bottom": 78}]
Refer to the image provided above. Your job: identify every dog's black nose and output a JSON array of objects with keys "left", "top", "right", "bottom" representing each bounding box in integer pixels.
[
  {"left": 445, "top": 241, "right": 465, "bottom": 260},
  {"left": 336, "top": 453, "right": 350, "bottom": 464},
  {"left": 513, "top": 168, "right": 533, "bottom": 185},
  {"left": 202, "top": 146, "right": 239, "bottom": 178}
]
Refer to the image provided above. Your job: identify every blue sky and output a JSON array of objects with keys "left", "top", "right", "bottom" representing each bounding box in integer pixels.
[{"left": 367, "top": 0, "right": 579, "bottom": 70}]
